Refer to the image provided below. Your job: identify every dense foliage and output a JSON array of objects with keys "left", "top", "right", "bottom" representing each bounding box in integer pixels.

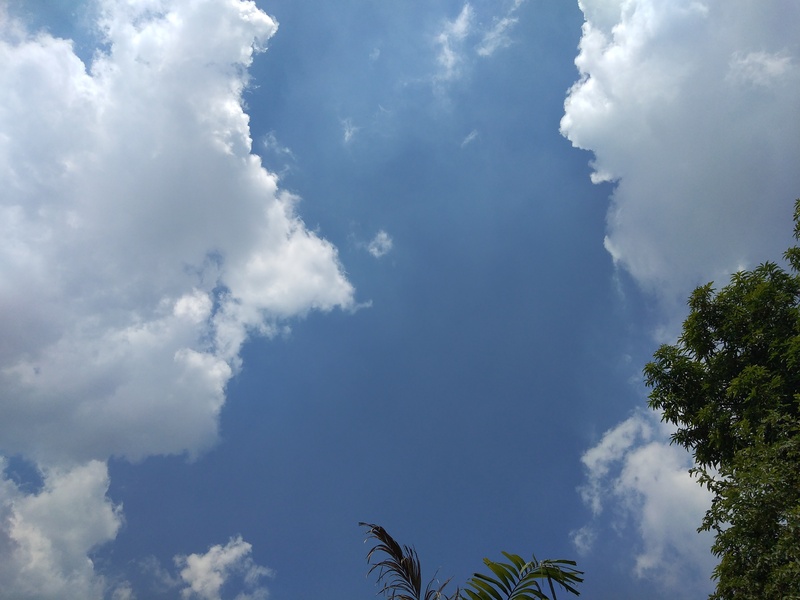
[
  {"left": 644, "top": 200, "right": 800, "bottom": 598},
  {"left": 360, "top": 523, "right": 582, "bottom": 600}
]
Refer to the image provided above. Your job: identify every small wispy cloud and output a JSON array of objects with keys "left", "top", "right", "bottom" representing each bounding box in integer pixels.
[
  {"left": 570, "top": 525, "right": 596, "bottom": 556},
  {"left": 342, "top": 118, "right": 359, "bottom": 143},
  {"left": 433, "top": 0, "right": 525, "bottom": 86},
  {"left": 262, "top": 131, "right": 296, "bottom": 160},
  {"left": 261, "top": 131, "right": 296, "bottom": 175},
  {"left": 461, "top": 129, "right": 479, "bottom": 147},
  {"left": 435, "top": 3, "right": 473, "bottom": 81},
  {"left": 367, "top": 230, "right": 393, "bottom": 258},
  {"left": 477, "top": 0, "right": 525, "bottom": 57},
  {"left": 727, "top": 50, "right": 794, "bottom": 87}
]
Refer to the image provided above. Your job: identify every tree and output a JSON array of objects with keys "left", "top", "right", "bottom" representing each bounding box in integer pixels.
[
  {"left": 360, "top": 522, "right": 582, "bottom": 600},
  {"left": 644, "top": 199, "right": 800, "bottom": 598}
]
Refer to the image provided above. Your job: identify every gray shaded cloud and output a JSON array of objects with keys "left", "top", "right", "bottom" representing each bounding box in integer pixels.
[{"left": 0, "top": 460, "right": 121, "bottom": 599}]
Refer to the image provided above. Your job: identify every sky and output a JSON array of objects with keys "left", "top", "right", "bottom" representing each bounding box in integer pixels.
[{"left": 0, "top": 0, "right": 799, "bottom": 598}]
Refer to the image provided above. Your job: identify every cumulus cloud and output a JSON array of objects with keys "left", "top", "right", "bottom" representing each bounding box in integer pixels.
[
  {"left": 0, "top": 460, "right": 122, "bottom": 599},
  {"left": 0, "top": 0, "right": 353, "bottom": 464},
  {"left": 176, "top": 537, "right": 271, "bottom": 600},
  {"left": 0, "top": 0, "right": 354, "bottom": 594},
  {"left": 565, "top": 5, "right": 799, "bottom": 590},
  {"left": 561, "top": 0, "right": 800, "bottom": 304},
  {"left": 367, "top": 230, "right": 393, "bottom": 258},
  {"left": 576, "top": 411, "right": 716, "bottom": 596}
]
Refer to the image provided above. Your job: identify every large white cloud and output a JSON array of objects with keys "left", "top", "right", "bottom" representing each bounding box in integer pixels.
[
  {"left": 0, "top": 0, "right": 354, "bottom": 465},
  {"left": 0, "top": 0, "right": 354, "bottom": 595},
  {"left": 561, "top": 0, "right": 800, "bottom": 303}
]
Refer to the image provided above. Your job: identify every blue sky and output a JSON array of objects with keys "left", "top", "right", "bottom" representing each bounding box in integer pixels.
[{"left": 1, "top": 0, "right": 799, "bottom": 599}]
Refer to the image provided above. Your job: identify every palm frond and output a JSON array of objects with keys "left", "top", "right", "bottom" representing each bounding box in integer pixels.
[
  {"left": 463, "top": 552, "right": 583, "bottom": 600},
  {"left": 361, "top": 522, "right": 423, "bottom": 600},
  {"left": 361, "top": 522, "right": 456, "bottom": 600}
]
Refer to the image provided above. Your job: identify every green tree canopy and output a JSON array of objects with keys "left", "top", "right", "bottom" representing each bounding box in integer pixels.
[{"left": 644, "top": 199, "right": 800, "bottom": 598}]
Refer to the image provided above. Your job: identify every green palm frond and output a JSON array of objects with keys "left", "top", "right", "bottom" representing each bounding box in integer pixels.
[
  {"left": 361, "top": 522, "right": 455, "bottom": 600},
  {"left": 462, "top": 552, "right": 583, "bottom": 600}
]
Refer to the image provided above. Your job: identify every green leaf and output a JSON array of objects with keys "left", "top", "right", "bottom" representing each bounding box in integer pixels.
[
  {"left": 462, "top": 589, "right": 483, "bottom": 600},
  {"left": 484, "top": 560, "right": 514, "bottom": 593},
  {"left": 470, "top": 577, "right": 504, "bottom": 600},
  {"left": 501, "top": 552, "right": 526, "bottom": 572}
]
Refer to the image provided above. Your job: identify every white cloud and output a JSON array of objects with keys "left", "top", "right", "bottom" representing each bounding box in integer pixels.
[
  {"left": 176, "top": 536, "right": 271, "bottom": 600},
  {"left": 137, "top": 554, "right": 183, "bottom": 594},
  {"left": 0, "top": 0, "right": 355, "bottom": 593},
  {"left": 261, "top": 131, "right": 297, "bottom": 176},
  {"left": 569, "top": 525, "right": 596, "bottom": 556},
  {"left": 342, "top": 118, "right": 359, "bottom": 143},
  {"left": 367, "top": 230, "right": 393, "bottom": 258},
  {"left": 461, "top": 129, "right": 479, "bottom": 147},
  {"left": 431, "top": 1, "right": 526, "bottom": 85},
  {"left": 0, "top": 460, "right": 122, "bottom": 600},
  {"left": 727, "top": 50, "right": 794, "bottom": 87},
  {"left": 435, "top": 3, "right": 473, "bottom": 81},
  {"left": 576, "top": 411, "right": 716, "bottom": 596},
  {"left": 476, "top": 0, "right": 525, "bottom": 57},
  {"left": 110, "top": 582, "right": 136, "bottom": 600},
  {"left": 0, "top": 0, "right": 354, "bottom": 464},
  {"left": 561, "top": 0, "right": 800, "bottom": 305}
]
